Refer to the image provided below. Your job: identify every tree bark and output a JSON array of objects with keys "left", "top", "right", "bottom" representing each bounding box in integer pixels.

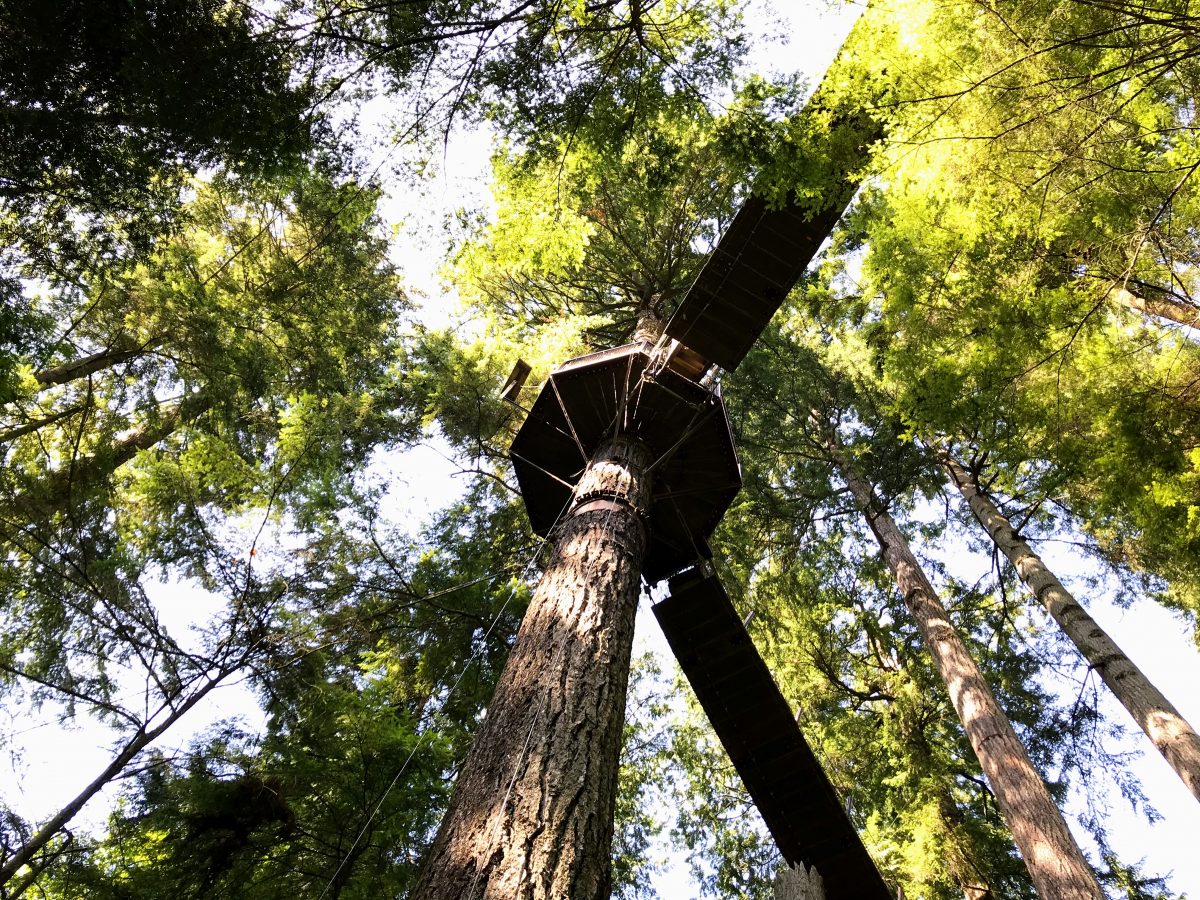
[
  {"left": 411, "top": 436, "right": 652, "bottom": 900},
  {"left": 941, "top": 452, "right": 1200, "bottom": 804},
  {"left": 34, "top": 340, "right": 159, "bottom": 390},
  {"left": 1109, "top": 285, "right": 1200, "bottom": 329},
  {"left": 0, "top": 403, "right": 87, "bottom": 444},
  {"left": 827, "top": 441, "right": 1104, "bottom": 900},
  {"left": 632, "top": 305, "right": 665, "bottom": 345},
  {"left": 10, "top": 392, "right": 211, "bottom": 516},
  {"left": 773, "top": 863, "right": 825, "bottom": 900},
  {"left": 5, "top": 834, "right": 70, "bottom": 900}
]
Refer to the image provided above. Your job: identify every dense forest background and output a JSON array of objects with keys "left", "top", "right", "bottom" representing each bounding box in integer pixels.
[{"left": 2, "top": 0, "right": 1200, "bottom": 896}]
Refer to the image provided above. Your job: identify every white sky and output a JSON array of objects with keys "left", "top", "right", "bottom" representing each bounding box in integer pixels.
[{"left": 5, "top": 0, "right": 1200, "bottom": 896}]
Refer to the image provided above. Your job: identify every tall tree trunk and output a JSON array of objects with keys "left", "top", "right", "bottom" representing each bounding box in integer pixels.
[
  {"left": 941, "top": 452, "right": 1200, "bottom": 803},
  {"left": 825, "top": 438, "right": 1104, "bottom": 899},
  {"left": 1109, "top": 285, "right": 1200, "bottom": 329},
  {"left": 633, "top": 303, "right": 665, "bottom": 345},
  {"left": 411, "top": 436, "right": 652, "bottom": 900}
]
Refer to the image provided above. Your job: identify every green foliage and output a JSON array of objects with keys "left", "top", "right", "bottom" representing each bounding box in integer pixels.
[
  {"left": 473, "top": 0, "right": 749, "bottom": 165},
  {"left": 666, "top": 697, "right": 779, "bottom": 899},
  {"left": 291, "top": 0, "right": 748, "bottom": 165},
  {"left": 27, "top": 476, "right": 536, "bottom": 898},
  {"left": 742, "top": 548, "right": 1040, "bottom": 900},
  {"left": 449, "top": 89, "right": 766, "bottom": 348},
  {"left": 821, "top": 0, "right": 1200, "bottom": 628},
  {"left": 3, "top": 167, "right": 407, "bottom": 533},
  {"left": 0, "top": 0, "right": 314, "bottom": 259},
  {"left": 613, "top": 653, "right": 673, "bottom": 899},
  {"left": 696, "top": 320, "right": 1175, "bottom": 896},
  {"left": 5, "top": 0, "right": 1200, "bottom": 894}
]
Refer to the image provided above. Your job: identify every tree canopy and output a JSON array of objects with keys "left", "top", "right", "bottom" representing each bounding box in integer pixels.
[{"left": 2, "top": 0, "right": 1199, "bottom": 896}]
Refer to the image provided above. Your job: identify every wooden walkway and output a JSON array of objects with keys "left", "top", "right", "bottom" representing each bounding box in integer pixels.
[{"left": 655, "top": 567, "right": 894, "bottom": 900}]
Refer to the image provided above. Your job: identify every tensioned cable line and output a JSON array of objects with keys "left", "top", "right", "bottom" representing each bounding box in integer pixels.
[
  {"left": 316, "top": 489, "right": 580, "bottom": 899},
  {"left": 319, "top": 372, "right": 654, "bottom": 897},
  {"left": 465, "top": 700, "right": 542, "bottom": 900},
  {"left": 461, "top": 454, "right": 640, "bottom": 900}
]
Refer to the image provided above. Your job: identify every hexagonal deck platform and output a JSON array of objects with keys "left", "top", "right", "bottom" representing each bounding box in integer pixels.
[{"left": 509, "top": 342, "right": 741, "bottom": 583}]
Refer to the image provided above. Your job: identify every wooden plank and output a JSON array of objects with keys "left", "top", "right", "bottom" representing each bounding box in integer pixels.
[
  {"left": 665, "top": 193, "right": 849, "bottom": 371},
  {"left": 654, "top": 568, "right": 893, "bottom": 900},
  {"left": 509, "top": 386, "right": 588, "bottom": 536}
]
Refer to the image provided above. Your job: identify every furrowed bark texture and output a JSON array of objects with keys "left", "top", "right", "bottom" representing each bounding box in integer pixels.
[
  {"left": 773, "top": 863, "right": 825, "bottom": 900},
  {"left": 411, "top": 437, "right": 652, "bottom": 900},
  {"left": 831, "top": 451, "right": 1104, "bottom": 899},
  {"left": 632, "top": 306, "right": 665, "bottom": 345},
  {"left": 943, "top": 454, "right": 1200, "bottom": 803}
]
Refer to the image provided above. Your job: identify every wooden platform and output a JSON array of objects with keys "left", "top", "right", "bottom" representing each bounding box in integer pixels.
[
  {"left": 654, "top": 567, "right": 894, "bottom": 900},
  {"left": 664, "top": 192, "right": 846, "bottom": 372},
  {"left": 509, "top": 343, "right": 741, "bottom": 582}
]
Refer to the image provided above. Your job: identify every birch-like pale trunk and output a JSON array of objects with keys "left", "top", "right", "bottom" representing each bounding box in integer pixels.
[
  {"left": 942, "top": 453, "right": 1200, "bottom": 803},
  {"left": 826, "top": 439, "right": 1104, "bottom": 899},
  {"left": 410, "top": 437, "right": 652, "bottom": 900}
]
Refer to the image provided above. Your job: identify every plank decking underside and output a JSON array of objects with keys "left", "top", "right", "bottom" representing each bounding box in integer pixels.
[{"left": 654, "top": 569, "right": 893, "bottom": 900}]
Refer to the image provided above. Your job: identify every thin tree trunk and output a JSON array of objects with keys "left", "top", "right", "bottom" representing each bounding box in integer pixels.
[
  {"left": 13, "top": 393, "right": 211, "bottom": 514},
  {"left": 941, "top": 452, "right": 1200, "bottom": 803},
  {"left": 0, "top": 673, "right": 225, "bottom": 886},
  {"left": 1109, "top": 285, "right": 1200, "bottom": 329},
  {"left": 826, "top": 438, "right": 1104, "bottom": 899},
  {"left": 0, "top": 403, "right": 87, "bottom": 443},
  {"left": 34, "top": 339, "right": 160, "bottom": 390},
  {"left": 6, "top": 835, "right": 70, "bottom": 900},
  {"left": 411, "top": 436, "right": 652, "bottom": 900}
]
